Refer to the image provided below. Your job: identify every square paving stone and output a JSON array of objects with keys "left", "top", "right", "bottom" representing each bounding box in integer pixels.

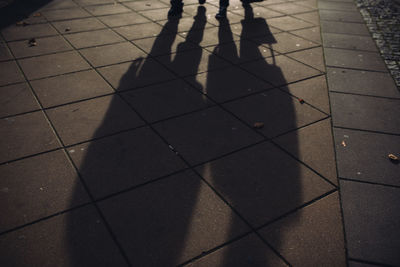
[
  {"left": 319, "top": 9, "right": 363, "bottom": 23},
  {"left": 99, "top": 170, "right": 250, "bottom": 266},
  {"left": 154, "top": 106, "right": 262, "bottom": 165},
  {"left": 0, "top": 41, "right": 12, "bottom": 61},
  {"left": 133, "top": 34, "right": 197, "bottom": 56},
  {"left": 204, "top": 39, "right": 276, "bottom": 64},
  {"left": 275, "top": 119, "right": 337, "bottom": 185},
  {"left": 123, "top": 0, "right": 169, "bottom": 10},
  {"left": 64, "top": 29, "right": 124, "bottom": 49},
  {"left": 320, "top": 21, "right": 370, "bottom": 36},
  {"left": 241, "top": 55, "right": 322, "bottom": 87},
  {"left": 0, "top": 111, "right": 60, "bottom": 163},
  {"left": 340, "top": 180, "right": 400, "bottom": 266},
  {"left": 114, "top": 22, "right": 166, "bottom": 40},
  {"left": 156, "top": 49, "right": 230, "bottom": 77},
  {"left": 80, "top": 42, "right": 146, "bottom": 67},
  {"left": 291, "top": 26, "right": 321, "bottom": 44},
  {"left": 318, "top": 1, "right": 358, "bottom": 11},
  {"left": 224, "top": 89, "right": 327, "bottom": 138},
  {"left": 31, "top": 70, "right": 114, "bottom": 107},
  {"left": 268, "top": 32, "right": 319, "bottom": 54},
  {"left": 266, "top": 16, "right": 314, "bottom": 31},
  {"left": 196, "top": 141, "right": 334, "bottom": 227},
  {"left": 348, "top": 261, "right": 378, "bottom": 267},
  {"left": 334, "top": 129, "right": 400, "bottom": 186},
  {"left": 230, "top": 6, "right": 284, "bottom": 18},
  {"left": 84, "top": 3, "right": 131, "bottom": 16},
  {"left": 291, "top": 0, "right": 318, "bottom": 8},
  {"left": 47, "top": 95, "right": 144, "bottom": 145},
  {"left": 0, "top": 150, "right": 90, "bottom": 232},
  {"left": 281, "top": 75, "right": 330, "bottom": 114},
  {"left": 185, "top": 234, "right": 287, "bottom": 266},
  {"left": 230, "top": 18, "right": 281, "bottom": 39},
  {"left": 292, "top": 11, "right": 320, "bottom": 25},
  {"left": 68, "top": 127, "right": 186, "bottom": 198},
  {"left": 8, "top": 35, "right": 73, "bottom": 59},
  {"left": 324, "top": 48, "right": 387, "bottom": 71},
  {"left": 0, "top": 83, "right": 39, "bottom": 117},
  {"left": 327, "top": 67, "right": 400, "bottom": 98},
  {"left": 52, "top": 17, "right": 107, "bottom": 34},
  {"left": 75, "top": 0, "right": 115, "bottom": 5},
  {"left": 1, "top": 23, "right": 58, "bottom": 41},
  {"left": 185, "top": 65, "right": 273, "bottom": 102},
  {"left": 18, "top": 51, "right": 91, "bottom": 80},
  {"left": 268, "top": 2, "right": 314, "bottom": 15},
  {"left": 139, "top": 7, "right": 185, "bottom": 22},
  {"left": 0, "top": 205, "right": 127, "bottom": 266},
  {"left": 331, "top": 92, "right": 400, "bottom": 134},
  {"left": 98, "top": 59, "right": 176, "bottom": 91},
  {"left": 98, "top": 12, "right": 150, "bottom": 27},
  {"left": 259, "top": 192, "right": 345, "bottom": 266},
  {"left": 184, "top": 26, "right": 240, "bottom": 48},
  {"left": 286, "top": 47, "right": 325, "bottom": 72},
  {"left": 121, "top": 79, "right": 212, "bottom": 122},
  {"left": 322, "top": 33, "right": 378, "bottom": 52},
  {"left": 0, "top": 61, "right": 25, "bottom": 86},
  {"left": 42, "top": 7, "right": 91, "bottom": 21},
  {"left": 158, "top": 17, "right": 215, "bottom": 34},
  {"left": 40, "top": 0, "right": 78, "bottom": 10}
]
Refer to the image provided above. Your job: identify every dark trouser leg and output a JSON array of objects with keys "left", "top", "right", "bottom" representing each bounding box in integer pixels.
[{"left": 168, "top": 0, "right": 183, "bottom": 16}]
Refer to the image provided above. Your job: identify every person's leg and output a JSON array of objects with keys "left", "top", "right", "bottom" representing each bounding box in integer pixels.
[
  {"left": 168, "top": 0, "right": 184, "bottom": 17},
  {"left": 215, "top": 0, "right": 229, "bottom": 19}
]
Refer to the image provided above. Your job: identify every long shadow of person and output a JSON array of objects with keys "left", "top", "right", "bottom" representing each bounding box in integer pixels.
[{"left": 193, "top": 6, "right": 305, "bottom": 266}]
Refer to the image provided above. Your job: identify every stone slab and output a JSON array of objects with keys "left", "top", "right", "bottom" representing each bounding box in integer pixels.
[
  {"left": 64, "top": 29, "right": 124, "bottom": 49},
  {"left": 259, "top": 192, "right": 346, "bottom": 266},
  {"left": 0, "top": 205, "right": 127, "bottom": 266},
  {"left": 52, "top": 17, "right": 107, "bottom": 34},
  {"left": 0, "top": 83, "right": 39, "bottom": 117},
  {"left": 0, "top": 111, "right": 60, "bottom": 163},
  {"left": 18, "top": 51, "right": 91, "bottom": 80},
  {"left": 324, "top": 48, "right": 387, "bottom": 71},
  {"left": 1, "top": 23, "right": 58, "bottom": 42},
  {"left": 340, "top": 180, "right": 400, "bottom": 266},
  {"left": 319, "top": 9, "right": 364, "bottom": 23},
  {"left": 0, "top": 61, "right": 25, "bottom": 86},
  {"left": 46, "top": 95, "right": 144, "bottom": 145},
  {"left": 99, "top": 170, "right": 250, "bottom": 265},
  {"left": 31, "top": 69, "right": 114, "bottom": 108},
  {"left": 98, "top": 12, "right": 150, "bottom": 27},
  {"left": 84, "top": 3, "right": 131, "bottom": 16},
  {"left": 42, "top": 7, "right": 91, "bottom": 21},
  {"left": 322, "top": 32, "right": 378, "bottom": 52},
  {"left": 154, "top": 106, "right": 263, "bottom": 165},
  {"left": 0, "top": 150, "right": 89, "bottom": 232},
  {"left": 196, "top": 141, "right": 334, "bottom": 227},
  {"left": 331, "top": 92, "right": 400, "bottom": 134},
  {"left": 121, "top": 79, "right": 212, "bottom": 122},
  {"left": 68, "top": 127, "right": 186, "bottom": 198},
  {"left": 320, "top": 21, "right": 370, "bottom": 36},
  {"left": 334, "top": 128, "right": 400, "bottom": 186},
  {"left": 327, "top": 67, "right": 400, "bottom": 98}
]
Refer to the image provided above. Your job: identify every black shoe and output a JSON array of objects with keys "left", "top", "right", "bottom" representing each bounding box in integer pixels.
[
  {"left": 168, "top": 4, "right": 183, "bottom": 17},
  {"left": 199, "top": 0, "right": 206, "bottom": 4},
  {"left": 215, "top": 7, "right": 227, "bottom": 19}
]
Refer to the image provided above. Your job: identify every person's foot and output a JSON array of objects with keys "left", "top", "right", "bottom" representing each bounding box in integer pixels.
[
  {"left": 168, "top": 4, "right": 183, "bottom": 17},
  {"left": 215, "top": 6, "right": 227, "bottom": 19},
  {"left": 198, "top": 0, "right": 206, "bottom": 4}
]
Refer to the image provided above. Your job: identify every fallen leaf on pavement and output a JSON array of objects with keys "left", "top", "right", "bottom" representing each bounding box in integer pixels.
[{"left": 253, "top": 122, "right": 264, "bottom": 129}]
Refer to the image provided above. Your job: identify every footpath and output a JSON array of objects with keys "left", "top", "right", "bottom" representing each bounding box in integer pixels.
[{"left": 0, "top": 0, "right": 399, "bottom": 266}]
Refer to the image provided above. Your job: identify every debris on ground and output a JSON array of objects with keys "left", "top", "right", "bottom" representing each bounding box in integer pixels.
[
  {"left": 253, "top": 122, "right": 264, "bottom": 129},
  {"left": 299, "top": 98, "right": 305, "bottom": 104},
  {"left": 28, "top": 38, "right": 37, "bottom": 47},
  {"left": 65, "top": 27, "right": 71, "bottom": 32},
  {"left": 33, "top": 13, "right": 41, "bottom": 17},
  {"left": 388, "top": 153, "right": 399, "bottom": 163},
  {"left": 341, "top": 141, "right": 347, "bottom": 147},
  {"left": 16, "top": 21, "right": 29, "bottom": 26}
]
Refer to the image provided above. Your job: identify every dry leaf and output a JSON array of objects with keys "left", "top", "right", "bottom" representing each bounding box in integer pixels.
[
  {"left": 388, "top": 154, "right": 399, "bottom": 161},
  {"left": 33, "top": 13, "right": 41, "bottom": 17},
  {"left": 253, "top": 122, "right": 264, "bottom": 129},
  {"left": 65, "top": 27, "right": 71, "bottom": 32},
  {"left": 16, "top": 21, "right": 29, "bottom": 26},
  {"left": 28, "top": 38, "right": 37, "bottom": 47}
]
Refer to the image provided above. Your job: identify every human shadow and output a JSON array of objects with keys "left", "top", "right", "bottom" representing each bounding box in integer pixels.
[{"left": 67, "top": 5, "right": 302, "bottom": 267}]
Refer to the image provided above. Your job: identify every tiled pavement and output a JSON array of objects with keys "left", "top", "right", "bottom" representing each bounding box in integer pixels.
[{"left": 0, "top": 0, "right": 399, "bottom": 266}]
